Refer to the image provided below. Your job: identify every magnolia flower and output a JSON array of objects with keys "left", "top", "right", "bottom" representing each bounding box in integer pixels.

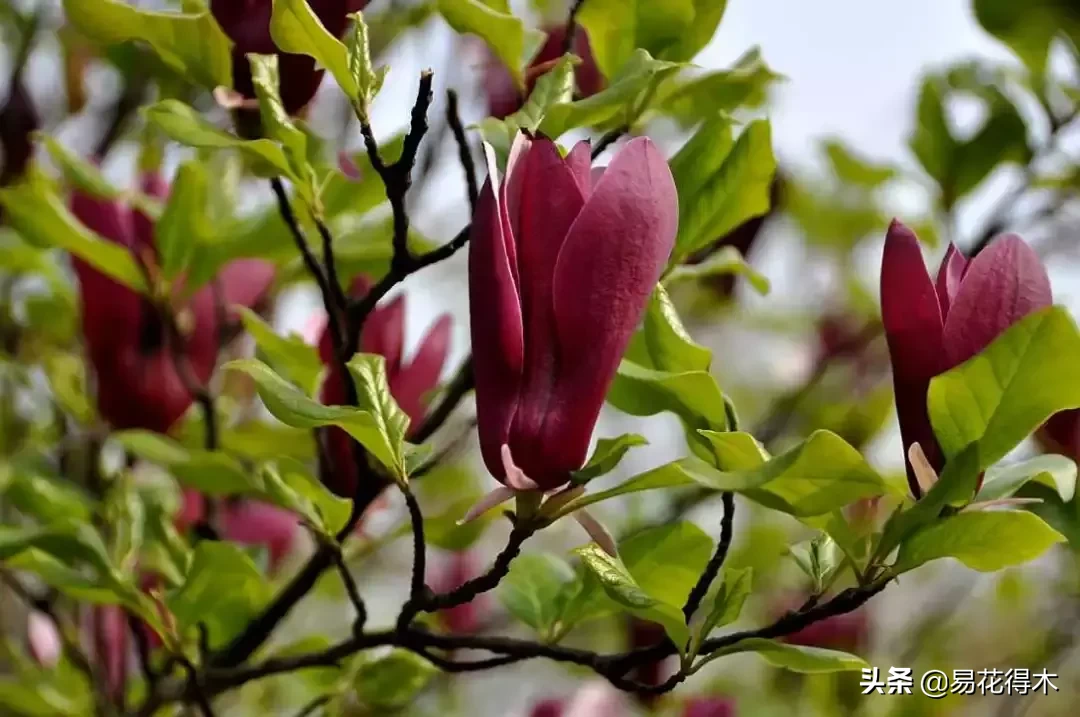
[
  {"left": 317, "top": 276, "right": 452, "bottom": 497},
  {"left": 176, "top": 491, "right": 299, "bottom": 572},
  {"left": 880, "top": 220, "right": 1051, "bottom": 497},
  {"left": 484, "top": 25, "right": 604, "bottom": 119},
  {"left": 0, "top": 75, "right": 37, "bottom": 187},
  {"left": 71, "top": 175, "right": 275, "bottom": 434},
  {"left": 684, "top": 697, "right": 737, "bottom": 717},
  {"left": 210, "top": 0, "right": 369, "bottom": 116},
  {"left": 470, "top": 134, "right": 677, "bottom": 493},
  {"left": 27, "top": 611, "right": 61, "bottom": 668},
  {"left": 528, "top": 682, "right": 627, "bottom": 717},
  {"left": 1038, "top": 409, "right": 1080, "bottom": 460},
  {"left": 428, "top": 551, "right": 487, "bottom": 635},
  {"left": 87, "top": 605, "right": 128, "bottom": 702}
]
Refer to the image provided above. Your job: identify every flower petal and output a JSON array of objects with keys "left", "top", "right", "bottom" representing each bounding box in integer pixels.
[
  {"left": 934, "top": 243, "right": 967, "bottom": 318},
  {"left": 943, "top": 233, "right": 1052, "bottom": 367},
  {"left": 565, "top": 140, "right": 593, "bottom": 196},
  {"left": 546, "top": 137, "right": 677, "bottom": 477},
  {"left": 470, "top": 162, "right": 525, "bottom": 484},
  {"left": 220, "top": 500, "right": 299, "bottom": 572},
  {"left": 215, "top": 259, "right": 276, "bottom": 316},
  {"left": 880, "top": 219, "right": 947, "bottom": 495},
  {"left": 393, "top": 313, "right": 452, "bottom": 429},
  {"left": 507, "top": 138, "right": 588, "bottom": 483},
  {"left": 361, "top": 293, "right": 405, "bottom": 377}
]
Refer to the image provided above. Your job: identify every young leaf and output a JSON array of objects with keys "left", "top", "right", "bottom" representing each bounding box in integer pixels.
[
  {"left": 437, "top": 0, "right": 544, "bottom": 91},
  {"left": 573, "top": 542, "right": 690, "bottom": 654},
  {"left": 260, "top": 458, "right": 351, "bottom": 536},
  {"left": 144, "top": 100, "right": 296, "bottom": 182},
  {"left": 3, "top": 468, "right": 93, "bottom": 524},
  {"left": 0, "top": 176, "right": 148, "bottom": 293},
  {"left": 167, "top": 541, "right": 272, "bottom": 647},
  {"left": 114, "top": 430, "right": 254, "bottom": 496},
  {"left": 664, "top": 246, "right": 770, "bottom": 295},
  {"left": 345, "top": 11, "right": 388, "bottom": 114},
  {"left": 673, "top": 119, "right": 776, "bottom": 261},
  {"left": 571, "top": 433, "right": 649, "bottom": 485},
  {"left": 977, "top": 455, "right": 1077, "bottom": 503},
  {"left": 701, "top": 567, "right": 752, "bottom": 635},
  {"left": 237, "top": 307, "right": 324, "bottom": 396},
  {"left": 270, "top": 0, "right": 359, "bottom": 100},
  {"left": 894, "top": 510, "right": 1065, "bottom": 573},
  {"left": 656, "top": 47, "right": 781, "bottom": 127},
  {"left": 347, "top": 353, "right": 410, "bottom": 479},
  {"left": 929, "top": 307, "right": 1080, "bottom": 470},
  {"left": 643, "top": 283, "right": 712, "bottom": 373},
  {"left": 695, "top": 430, "right": 888, "bottom": 516},
  {"left": 476, "top": 53, "right": 576, "bottom": 162},
  {"left": 225, "top": 358, "right": 404, "bottom": 477},
  {"left": 155, "top": 161, "right": 207, "bottom": 279},
  {"left": 63, "top": 0, "right": 232, "bottom": 89},
  {"left": 539, "top": 50, "right": 682, "bottom": 138},
  {"left": 553, "top": 456, "right": 717, "bottom": 519},
  {"left": 352, "top": 650, "right": 438, "bottom": 710},
  {"left": 700, "top": 637, "right": 867, "bottom": 673},
  {"left": 498, "top": 553, "right": 577, "bottom": 637},
  {"left": 248, "top": 53, "right": 310, "bottom": 166},
  {"left": 37, "top": 135, "right": 121, "bottom": 200}
]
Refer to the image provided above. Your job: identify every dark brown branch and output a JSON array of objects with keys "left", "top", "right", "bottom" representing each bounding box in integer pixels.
[
  {"left": 179, "top": 658, "right": 216, "bottom": 717},
  {"left": 446, "top": 90, "right": 479, "bottom": 212},
  {"left": 592, "top": 127, "right": 625, "bottom": 159},
  {"left": 294, "top": 694, "right": 332, "bottom": 717},
  {"left": 561, "top": 0, "right": 588, "bottom": 55},
  {"left": 397, "top": 488, "right": 430, "bottom": 630},
  {"left": 332, "top": 549, "right": 366, "bottom": 636},
  {"left": 420, "top": 524, "right": 533, "bottom": 613},
  {"left": 314, "top": 217, "right": 349, "bottom": 335},
  {"left": 682, "top": 492, "right": 735, "bottom": 621},
  {"left": 412, "top": 356, "right": 474, "bottom": 443}
]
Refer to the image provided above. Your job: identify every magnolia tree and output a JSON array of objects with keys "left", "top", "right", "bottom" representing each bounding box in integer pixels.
[{"left": 0, "top": 0, "right": 1078, "bottom": 716}]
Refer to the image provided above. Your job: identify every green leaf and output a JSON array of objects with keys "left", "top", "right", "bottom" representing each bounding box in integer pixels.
[
  {"left": 113, "top": 430, "right": 255, "bottom": 496},
  {"left": 664, "top": 246, "right": 770, "bottom": 295},
  {"left": 539, "top": 50, "right": 683, "bottom": 138},
  {"left": 620, "top": 522, "right": 715, "bottom": 609},
  {"left": 437, "top": 0, "right": 544, "bottom": 91},
  {"left": 573, "top": 542, "right": 691, "bottom": 654},
  {"left": 607, "top": 359, "right": 728, "bottom": 460},
  {"left": 37, "top": 135, "right": 121, "bottom": 200},
  {"left": 973, "top": 0, "right": 1080, "bottom": 74},
  {"left": 571, "top": 433, "right": 649, "bottom": 485},
  {"left": 260, "top": 458, "right": 351, "bottom": 536},
  {"left": 698, "top": 567, "right": 752, "bottom": 641},
  {"left": 3, "top": 468, "right": 93, "bottom": 525},
  {"left": 347, "top": 353, "right": 410, "bottom": 479},
  {"left": 498, "top": 553, "right": 577, "bottom": 637},
  {"left": 6, "top": 549, "right": 118, "bottom": 604},
  {"left": 895, "top": 510, "right": 1065, "bottom": 573},
  {"left": 144, "top": 100, "right": 295, "bottom": 181},
  {"left": 672, "top": 119, "right": 776, "bottom": 261},
  {"left": 928, "top": 307, "right": 1080, "bottom": 470},
  {"left": 642, "top": 283, "right": 712, "bottom": 373},
  {"left": 476, "top": 53, "right": 576, "bottom": 162},
  {"left": 655, "top": 47, "right": 780, "bottom": 127},
  {"left": 321, "top": 133, "right": 404, "bottom": 218},
  {"left": 578, "top": 0, "right": 726, "bottom": 77},
  {"left": 352, "top": 649, "right": 438, "bottom": 710},
  {"left": 0, "top": 521, "right": 116, "bottom": 584},
  {"left": 694, "top": 430, "right": 888, "bottom": 516},
  {"left": 225, "top": 357, "right": 406, "bottom": 477},
  {"left": 167, "top": 541, "right": 272, "bottom": 647},
  {"left": 270, "top": 0, "right": 359, "bottom": 100},
  {"left": 0, "top": 175, "right": 148, "bottom": 293},
  {"left": 788, "top": 534, "right": 841, "bottom": 593},
  {"left": 248, "top": 53, "right": 310, "bottom": 167},
  {"left": 237, "top": 307, "right": 324, "bottom": 396},
  {"left": 425, "top": 494, "right": 498, "bottom": 551},
  {"left": 63, "top": 0, "right": 232, "bottom": 89},
  {"left": 977, "top": 455, "right": 1077, "bottom": 503},
  {"left": 155, "top": 160, "right": 207, "bottom": 279},
  {"left": 345, "top": 11, "right": 388, "bottom": 114},
  {"left": 551, "top": 457, "right": 708, "bottom": 518},
  {"left": 702, "top": 637, "right": 867, "bottom": 673},
  {"left": 822, "top": 138, "right": 898, "bottom": 188}
]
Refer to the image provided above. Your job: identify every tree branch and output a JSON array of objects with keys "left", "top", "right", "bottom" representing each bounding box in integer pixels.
[
  {"left": 682, "top": 492, "right": 735, "bottom": 620},
  {"left": 397, "top": 487, "right": 430, "bottom": 630},
  {"left": 561, "top": 0, "right": 588, "bottom": 55},
  {"left": 445, "top": 90, "right": 479, "bottom": 212},
  {"left": 412, "top": 356, "right": 474, "bottom": 443}
]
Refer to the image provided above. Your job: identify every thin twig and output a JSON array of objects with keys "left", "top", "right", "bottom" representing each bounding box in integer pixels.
[
  {"left": 314, "top": 217, "right": 349, "bottom": 333},
  {"left": 294, "top": 694, "right": 332, "bottom": 717},
  {"left": 128, "top": 612, "right": 158, "bottom": 689},
  {"left": 421, "top": 525, "right": 533, "bottom": 613},
  {"left": 682, "top": 492, "right": 735, "bottom": 621},
  {"left": 397, "top": 488, "right": 430, "bottom": 630},
  {"left": 180, "top": 658, "right": 216, "bottom": 717},
  {"left": 561, "top": 0, "right": 588, "bottom": 55},
  {"left": 332, "top": 548, "right": 366, "bottom": 636},
  {"left": 445, "top": 90, "right": 479, "bottom": 212},
  {"left": 592, "top": 127, "right": 626, "bottom": 159}
]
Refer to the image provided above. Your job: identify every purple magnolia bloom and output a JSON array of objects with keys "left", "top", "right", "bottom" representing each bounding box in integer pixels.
[
  {"left": 881, "top": 220, "right": 1051, "bottom": 496},
  {"left": 71, "top": 174, "right": 275, "bottom": 434},
  {"left": 211, "top": 0, "right": 369, "bottom": 116},
  {"left": 684, "top": 697, "right": 737, "bottom": 717},
  {"left": 470, "top": 134, "right": 677, "bottom": 490},
  {"left": 27, "top": 611, "right": 61, "bottom": 668}
]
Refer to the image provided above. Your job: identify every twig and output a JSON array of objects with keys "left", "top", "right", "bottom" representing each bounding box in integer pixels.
[
  {"left": 332, "top": 549, "right": 366, "bottom": 636},
  {"left": 591, "top": 127, "right": 625, "bottom": 159},
  {"left": 294, "top": 694, "right": 332, "bottom": 717},
  {"left": 445, "top": 90, "right": 479, "bottom": 211},
  {"left": 93, "top": 72, "right": 148, "bottom": 159},
  {"left": 561, "top": 0, "right": 588, "bottom": 55},
  {"left": 179, "top": 658, "right": 216, "bottom": 717},
  {"left": 127, "top": 612, "right": 157, "bottom": 689},
  {"left": 682, "top": 492, "right": 735, "bottom": 621},
  {"left": 314, "top": 217, "right": 349, "bottom": 334},
  {"left": 421, "top": 525, "right": 533, "bottom": 613},
  {"left": 357, "top": 71, "right": 435, "bottom": 272},
  {"left": 397, "top": 488, "right": 430, "bottom": 630},
  {"left": 412, "top": 357, "right": 474, "bottom": 442}
]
